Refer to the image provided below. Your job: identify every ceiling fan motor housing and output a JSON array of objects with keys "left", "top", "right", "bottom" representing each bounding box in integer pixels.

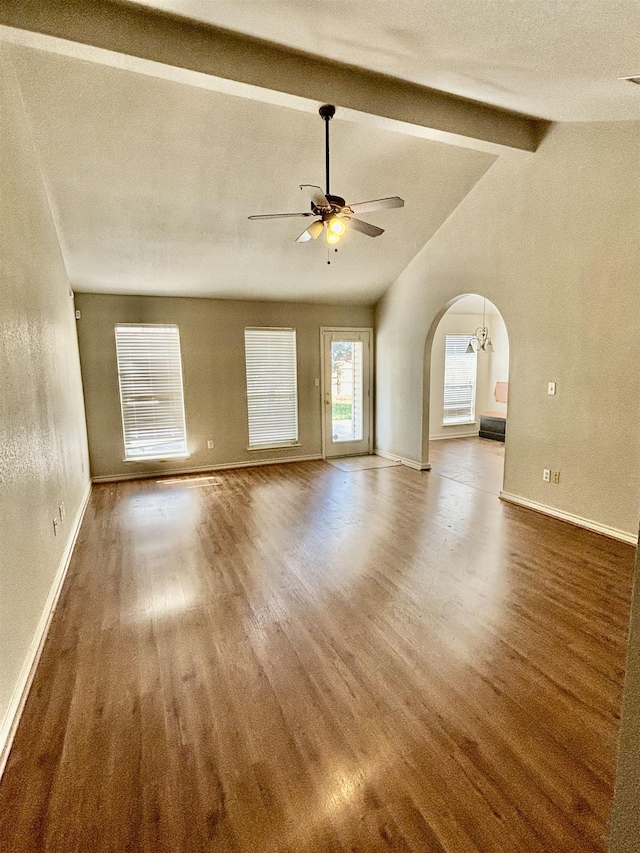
[{"left": 311, "top": 194, "right": 346, "bottom": 216}]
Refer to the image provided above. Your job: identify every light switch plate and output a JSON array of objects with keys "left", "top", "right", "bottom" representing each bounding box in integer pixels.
[{"left": 548, "top": 381, "right": 556, "bottom": 395}]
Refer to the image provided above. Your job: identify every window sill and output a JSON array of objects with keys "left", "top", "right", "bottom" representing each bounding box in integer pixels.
[
  {"left": 441, "top": 421, "right": 477, "bottom": 427},
  {"left": 247, "top": 443, "right": 301, "bottom": 452},
  {"left": 123, "top": 454, "right": 191, "bottom": 463}
]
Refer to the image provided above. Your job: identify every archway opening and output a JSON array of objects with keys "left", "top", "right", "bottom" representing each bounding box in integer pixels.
[{"left": 426, "top": 294, "right": 509, "bottom": 495}]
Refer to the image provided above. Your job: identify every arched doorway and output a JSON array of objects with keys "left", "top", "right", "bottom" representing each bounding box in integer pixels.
[{"left": 424, "top": 294, "right": 509, "bottom": 494}]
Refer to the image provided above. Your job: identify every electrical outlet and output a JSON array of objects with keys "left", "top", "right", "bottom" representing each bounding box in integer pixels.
[
  {"left": 543, "top": 469, "right": 551, "bottom": 482},
  {"left": 52, "top": 518, "right": 58, "bottom": 536},
  {"left": 548, "top": 381, "right": 556, "bottom": 395},
  {"left": 551, "top": 470, "right": 561, "bottom": 484},
  {"left": 59, "top": 502, "right": 65, "bottom": 521},
  {"left": 207, "top": 440, "right": 214, "bottom": 449}
]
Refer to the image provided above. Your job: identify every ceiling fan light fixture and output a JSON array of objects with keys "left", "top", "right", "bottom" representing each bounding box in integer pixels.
[
  {"left": 308, "top": 220, "right": 324, "bottom": 239},
  {"left": 328, "top": 216, "right": 346, "bottom": 236},
  {"left": 326, "top": 228, "right": 342, "bottom": 245}
]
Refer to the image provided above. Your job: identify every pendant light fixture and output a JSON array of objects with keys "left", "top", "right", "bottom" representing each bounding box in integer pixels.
[{"left": 466, "top": 299, "right": 494, "bottom": 353}]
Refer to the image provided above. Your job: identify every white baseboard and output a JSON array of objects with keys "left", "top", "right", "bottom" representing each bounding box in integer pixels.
[
  {"left": 375, "top": 449, "right": 431, "bottom": 471},
  {"left": 92, "top": 454, "right": 324, "bottom": 483},
  {"left": 429, "top": 430, "right": 479, "bottom": 441},
  {"left": 0, "top": 479, "right": 92, "bottom": 781},
  {"left": 500, "top": 492, "right": 638, "bottom": 546}
]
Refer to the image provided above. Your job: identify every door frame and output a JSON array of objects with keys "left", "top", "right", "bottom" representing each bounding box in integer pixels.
[{"left": 320, "top": 326, "right": 374, "bottom": 459}]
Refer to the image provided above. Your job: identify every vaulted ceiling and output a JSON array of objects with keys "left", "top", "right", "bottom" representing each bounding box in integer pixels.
[
  {"left": 2, "top": 0, "right": 637, "bottom": 304},
  {"left": 8, "top": 43, "right": 495, "bottom": 303},
  {"left": 134, "top": 0, "right": 640, "bottom": 122}
]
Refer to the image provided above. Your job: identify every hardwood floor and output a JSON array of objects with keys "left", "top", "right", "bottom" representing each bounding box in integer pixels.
[
  {"left": 0, "top": 459, "right": 634, "bottom": 852},
  {"left": 429, "top": 436, "right": 505, "bottom": 495}
]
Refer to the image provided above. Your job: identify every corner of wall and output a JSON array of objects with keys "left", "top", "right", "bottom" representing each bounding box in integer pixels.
[{"left": 0, "top": 45, "right": 90, "bottom": 778}]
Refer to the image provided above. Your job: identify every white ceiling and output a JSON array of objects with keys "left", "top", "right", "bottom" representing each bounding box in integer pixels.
[
  {"left": 8, "top": 43, "right": 494, "bottom": 304},
  {"left": 133, "top": 0, "right": 640, "bottom": 121}
]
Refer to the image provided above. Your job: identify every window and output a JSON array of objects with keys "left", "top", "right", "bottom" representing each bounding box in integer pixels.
[
  {"left": 443, "top": 335, "right": 477, "bottom": 425},
  {"left": 244, "top": 328, "right": 298, "bottom": 449},
  {"left": 330, "top": 339, "right": 364, "bottom": 442},
  {"left": 115, "top": 324, "right": 188, "bottom": 460}
]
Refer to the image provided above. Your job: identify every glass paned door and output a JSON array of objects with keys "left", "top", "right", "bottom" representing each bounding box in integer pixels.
[{"left": 322, "top": 329, "right": 371, "bottom": 457}]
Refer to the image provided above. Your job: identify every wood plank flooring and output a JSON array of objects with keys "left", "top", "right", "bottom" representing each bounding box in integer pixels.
[
  {"left": 0, "top": 456, "right": 635, "bottom": 852},
  {"left": 429, "top": 436, "right": 505, "bottom": 495}
]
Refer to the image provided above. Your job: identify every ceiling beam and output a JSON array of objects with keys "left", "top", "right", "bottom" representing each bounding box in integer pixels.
[{"left": 0, "top": 0, "right": 549, "bottom": 154}]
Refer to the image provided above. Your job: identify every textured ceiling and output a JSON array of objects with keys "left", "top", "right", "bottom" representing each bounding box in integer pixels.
[
  {"left": 132, "top": 0, "right": 640, "bottom": 121},
  {"left": 7, "top": 1, "right": 636, "bottom": 305},
  {"left": 8, "top": 43, "right": 494, "bottom": 304}
]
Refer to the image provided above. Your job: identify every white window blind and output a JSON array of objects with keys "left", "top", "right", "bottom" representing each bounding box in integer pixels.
[
  {"left": 443, "top": 335, "right": 477, "bottom": 425},
  {"left": 115, "top": 324, "right": 188, "bottom": 460},
  {"left": 244, "top": 328, "right": 299, "bottom": 449}
]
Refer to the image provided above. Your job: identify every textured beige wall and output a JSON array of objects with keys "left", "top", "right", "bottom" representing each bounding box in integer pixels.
[
  {"left": 0, "top": 50, "right": 89, "bottom": 734},
  {"left": 429, "top": 309, "right": 509, "bottom": 440},
  {"left": 376, "top": 121, "right": 640, "bottom": 537},
  {"left": 488, "top": 315, "right": 510, "bottom": 416},
  {"left": 610, "top": 538, "right": 640, "bottom": 852},
  {"left": 75, "top": 294, "right": 373, "bottom": 479}
]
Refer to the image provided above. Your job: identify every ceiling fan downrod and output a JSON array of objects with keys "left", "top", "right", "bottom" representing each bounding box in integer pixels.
[{"left": 319, "top": 104, "right": 335, "bottom": 197}]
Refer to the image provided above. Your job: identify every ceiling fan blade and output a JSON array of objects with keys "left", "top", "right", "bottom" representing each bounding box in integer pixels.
[
  {"left": 299, "top": 184, "right": 331, "bottom": 211},
  {"left": 312, "top": 191, "right": 331, "bottom": 210},
  {"left": 347, "top": 196, "right": 404, "bottom": 214},
  {"left": 296, "top": 220, "right": 324, "bottom": 243},
  {"left": 348, "top": 217, "right": 384, "bottom": 238},
  {"left": 248, "top": 212, "right": 313, "bottom": 220}
]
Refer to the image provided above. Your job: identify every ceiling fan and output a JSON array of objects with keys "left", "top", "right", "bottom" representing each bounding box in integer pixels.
[{"left": 248, "top": 104, "right": 404, "bottom": 248}]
